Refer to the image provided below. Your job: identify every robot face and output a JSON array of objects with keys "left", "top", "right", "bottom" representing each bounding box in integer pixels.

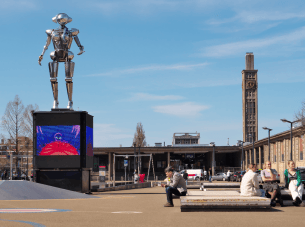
[
  {"left": 52, "top": 13, "right": 72, "bottom": 26},
  {"left": 54, "top": 133, "right": 62, "bottom": 141}
]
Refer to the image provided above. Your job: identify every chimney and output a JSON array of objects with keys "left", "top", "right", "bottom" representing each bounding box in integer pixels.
[{"left": 245, "top": 52, "right": 254, "bottom": 70}]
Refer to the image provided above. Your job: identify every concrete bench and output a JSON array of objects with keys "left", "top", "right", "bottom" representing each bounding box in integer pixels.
[
  {"left": 180, "top": 190, "right": 270, "bottom": 212},
  {"left": 186, "top": 182, "right": 240, "bottom": 189},
  {"left": 202, "top": 182, "right": 240, "bottom": 188}
]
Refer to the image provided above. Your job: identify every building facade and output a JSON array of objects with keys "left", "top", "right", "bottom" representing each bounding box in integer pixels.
[
  {"left": 243, "top": 125, "right": 305, "bottom": 183},
  {"left": 172, "top": 132, "right": 200, "bottom": 145},
  {"left": 0, "top": 137, "right": 33, "bottom": 176}
]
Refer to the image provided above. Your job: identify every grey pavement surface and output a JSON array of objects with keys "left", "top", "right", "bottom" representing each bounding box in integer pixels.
[
  {"left": 0, "top": 180, "right": 98, "bottom": 200},
  {"left": 0, "top": 185, "right": 304, "bottom": 226}
]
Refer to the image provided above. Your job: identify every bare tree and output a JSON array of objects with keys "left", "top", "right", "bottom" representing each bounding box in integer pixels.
[
  {"left": 294, "top": 100, "right": 305, "bottom": 126},
  {"left": 1, "top": 95, "right": 25, "bottom": 172},
  {"left": 23, "top": 104, "right": 39, "bottom": 140},
  {"left": 132, "top": 122, "right": 146, "bottom": 147}
]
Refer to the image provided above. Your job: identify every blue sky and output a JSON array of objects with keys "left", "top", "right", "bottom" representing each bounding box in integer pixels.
[{"left": 1, "top": 0, "right": 305, "bottom": 147}]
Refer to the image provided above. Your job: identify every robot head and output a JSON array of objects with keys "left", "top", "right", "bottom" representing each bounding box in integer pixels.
[
  {"left": 54, "top": 133, "right": 62, "bottom": 141},
  {"left": 52, "top": 13, "right": 72, "bottom": 26}
]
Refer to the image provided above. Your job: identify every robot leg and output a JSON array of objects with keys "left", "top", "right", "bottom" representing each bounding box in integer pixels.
[
  {"left": 48, "top": 62, "right": 59, "bottom": 109},
  {"left": 65, "top": 61, "right": 75, "bottom": 109}
]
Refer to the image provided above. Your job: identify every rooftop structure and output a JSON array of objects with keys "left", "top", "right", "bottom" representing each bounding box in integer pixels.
[{"left": 172, "top": 132, "right": 200, "bottom": 145}]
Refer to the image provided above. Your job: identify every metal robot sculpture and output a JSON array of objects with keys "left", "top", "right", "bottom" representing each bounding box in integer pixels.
[{"left": 38, "top": 13, "right": 85, "bottom": 110}]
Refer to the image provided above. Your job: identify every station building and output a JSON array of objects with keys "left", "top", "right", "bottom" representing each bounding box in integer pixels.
[{"left": 93, "top": 52, "right": 305, "bottom": 183}]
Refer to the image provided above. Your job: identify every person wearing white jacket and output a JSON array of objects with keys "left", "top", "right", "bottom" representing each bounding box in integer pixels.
[{"left": 240, "top": 163, "right": 265, "bottom": 197}]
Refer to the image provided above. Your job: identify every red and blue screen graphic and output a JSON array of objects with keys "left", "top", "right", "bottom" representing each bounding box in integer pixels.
[
  {"left": 36, "top": 125, "right": 80, "bottom": 156},
  {"left": 86, "top": 126, "right": 93, "bottom": 156}
]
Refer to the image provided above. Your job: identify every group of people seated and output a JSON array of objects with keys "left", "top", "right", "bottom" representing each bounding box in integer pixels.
[
  {"left": 240, "top": 160, "right": 304, "bottom": 207},
  {"left": 162, "top": 160, "right": 304, "bottom": 208}
]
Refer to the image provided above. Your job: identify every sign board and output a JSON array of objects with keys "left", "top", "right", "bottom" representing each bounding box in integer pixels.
[{"left": 124, "top": 160, "right": 128, "bottom": 167}]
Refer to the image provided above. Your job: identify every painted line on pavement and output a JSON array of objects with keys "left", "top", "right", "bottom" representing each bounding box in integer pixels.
[
  {"left": 0, "top": 219, "right": 45, "bottom": 227},
  {"left": 0, "top": 208, "right": 71, "bottom": 213}
]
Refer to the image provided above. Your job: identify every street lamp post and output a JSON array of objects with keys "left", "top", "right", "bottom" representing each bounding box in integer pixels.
[
  {"left": 212, "top": 143, "right": 215, "bottom": 176},
  {"left": 238, "top": 140, "right": 244, "bottom": 170},
  {"left": 262, "top": 127, "right": 272, "bottom": 161},
  {"left": 138, "top": 145, "right": 141, "bottom": 174},
  {"left": 281, "top": 119, "right": 299, "bottom": 160},
  {"left": 26, "top": 141, "right": 29, "bottom": 178},
  {"left": 133, "top": 143, "right": 136, "bottom": 173},
  {"left": 248, "top": 134, "right": 255, "bottom": 164}
]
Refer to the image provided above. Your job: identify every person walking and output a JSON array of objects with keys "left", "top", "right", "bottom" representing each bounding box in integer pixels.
[
  {"left": 203, "top": 169, "right": 207, "bottom": 181},
  {"left": 227, "top": 170, "right": 231, "bottom": 181},
  {"left": 134, "top": 169, "right": 139, "bottom": 184},
  {"left": 208, "top": 168, "right": 212, "bottom": 182}
]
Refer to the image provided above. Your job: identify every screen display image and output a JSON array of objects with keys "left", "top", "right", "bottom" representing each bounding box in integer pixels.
[
  {"left": 86, "top": 126, "right": 93, "bottom": 156},
  {"left": 36, "top": 125, "right": 81, "bottom": 156}
]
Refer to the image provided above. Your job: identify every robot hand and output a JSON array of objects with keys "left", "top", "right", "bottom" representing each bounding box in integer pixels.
[
  {"left": 77, "top": 46, "right": 85, "bottom": 55},
  {"left": 38, "top": 55, "right": 43, "bottom": 66}
]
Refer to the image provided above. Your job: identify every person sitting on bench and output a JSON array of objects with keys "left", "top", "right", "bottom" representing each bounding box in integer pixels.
[
  {"left": 284, "top": 160, "right": 305, "bottom": 207},
  {"left": 240, "top": 163, "right": 265, "bottom": 197},
  {"left": 161, "top": 166, "right": 187, "bottom": 207},
  {"left": 261, "top": 161, "right": 283, "bottom": 207}
]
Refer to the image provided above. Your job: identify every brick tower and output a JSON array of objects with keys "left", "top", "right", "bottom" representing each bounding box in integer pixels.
[{"left": 242, "top": 53, "right": 258, "bottom": 143}]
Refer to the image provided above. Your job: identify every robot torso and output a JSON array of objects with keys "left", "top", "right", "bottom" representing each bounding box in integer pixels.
[{"left": 46, "top": 27, "right": 79, "bottom": 62}]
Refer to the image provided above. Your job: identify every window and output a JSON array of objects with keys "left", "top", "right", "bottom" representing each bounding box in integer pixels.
[
  {"left": 157, "top": 161, "right": 166, "bottom": 169},
  {"left": 274, "top": 144, "right": 276, "bottom": 163}
]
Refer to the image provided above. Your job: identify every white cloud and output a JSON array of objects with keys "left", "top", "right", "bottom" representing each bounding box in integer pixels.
[
  {"left": 175, "top": 79, "right": 240, "bottom": 88},
  {"left": 153, "top": 102, "right": 210, "bottom": 117},
  {"left": 126, "top": 93, "right": 184, "bottom": 101},
  {"left": 94, "top": 124, "right": 133, "bottom": 147},
  {"left": 201, "top": 26, "right": 305, "bottom": 57},
  {"left": 85, "top": 62, "right": 209, "bottom": 77},
  {"left": 86, "top": 0, "right": 219, "bottom": 15},
  {"left": 208, "top": 11, "right": 305, "bottom": 25}
]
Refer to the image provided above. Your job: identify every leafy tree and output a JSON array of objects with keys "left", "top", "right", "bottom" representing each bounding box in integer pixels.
[{"left": 132, "top": 122, "right": 146, "bottom": 147}]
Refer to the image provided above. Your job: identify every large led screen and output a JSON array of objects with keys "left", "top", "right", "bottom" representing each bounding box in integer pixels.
[
  {"left": 36, "top": 125, "right": 81, "bottom": 156},
  {"left": 86, "top": 126, "right": 93, "bottom": 156}
]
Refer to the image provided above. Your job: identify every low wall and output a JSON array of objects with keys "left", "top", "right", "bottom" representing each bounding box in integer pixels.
[{"left": 91, "top": 182, "right": 153, "bottom": 192}]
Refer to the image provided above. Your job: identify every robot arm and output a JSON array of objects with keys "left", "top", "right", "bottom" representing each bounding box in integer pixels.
[
  {"left": 74, "top": 35, "right": 85, "bottom": 55},
  {"left": 38, "top": 30, "right": 52, "bottom": 66}
]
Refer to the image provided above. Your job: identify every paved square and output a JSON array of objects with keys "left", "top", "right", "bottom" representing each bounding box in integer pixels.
[{"left": 0, "top": 187, "right": 304, "bottom": 227}]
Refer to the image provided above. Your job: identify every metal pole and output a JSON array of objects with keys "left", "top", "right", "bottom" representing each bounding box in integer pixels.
[
  {"left": 241, "top": 142, "right": 244, "bottom": 170},
  {"left": 134, "top": 143, "right": 136, "bottom": 173},
  {"left": 252, "top": 136, "right": 254, "bottom": 164},
  {"left": 138, "top": 146, "right": 140, "bottom": 174},
  {"left": 26, "top": 144, "right": 29, "bottom": 178},
  {"left": 268, "top": 130, "right": 270, "bottom": 161},
  {"left": 212, "top": 145, "right": 215, "bottom": 176},
  {"left": 10, "top": 151, "right": 13, "bottom": 180},
  {"left": 290, "top": 122, "right": 293, "bottom": 160},
  {"left": 125, "top": 166, "right": 126, "bottom": 185},
  {"left": 113, "top": 154, "right": 115, "bottom": 186}
]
